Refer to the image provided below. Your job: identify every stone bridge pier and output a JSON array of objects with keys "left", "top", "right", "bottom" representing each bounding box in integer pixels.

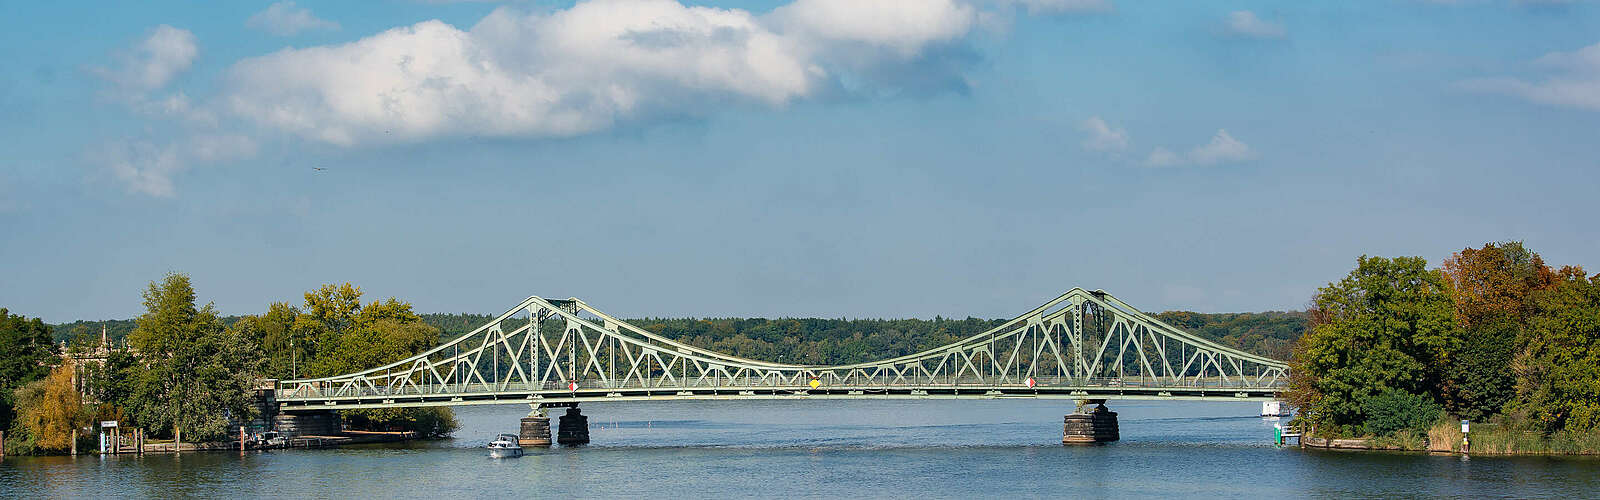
[
  {"left": 275, "top": 409, "right": 342, "bottom": 437},
  {"left": 519, "top": 407, "right": 551, "bottom": 447},
  {"left": 556, "top": 406, "right": 589, "bottom": 445},
  {"left": 1062, "top": 400, "right": 1119, "bottom": 444},
  {"left": 520, "top": 402, "right": 589, "bottom": 447}
]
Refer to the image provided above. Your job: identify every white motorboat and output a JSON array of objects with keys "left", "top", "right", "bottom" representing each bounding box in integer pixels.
[{"left": 487, "top": 433, "right": 523, "bottom": 458}]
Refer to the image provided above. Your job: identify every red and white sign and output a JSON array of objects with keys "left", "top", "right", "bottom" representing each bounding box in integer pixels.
[
  {"left": 1025, "top": 377, "right": 1037, "bottom": 388},
  {"left": 568, "top": 381, "right": 579, "bottom": 391}
]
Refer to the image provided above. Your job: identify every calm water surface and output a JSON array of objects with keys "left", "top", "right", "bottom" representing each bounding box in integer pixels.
[{"left": 3, "top": 400, "right": 1596, "bottom": 498}]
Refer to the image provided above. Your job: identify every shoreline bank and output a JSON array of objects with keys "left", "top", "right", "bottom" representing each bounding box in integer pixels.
[
  {"left": 51, "top": 430, "right": 422, "bottom": 456},
  {"left": 1300, "top": 434, "right": 1600, "bottom": 456}
]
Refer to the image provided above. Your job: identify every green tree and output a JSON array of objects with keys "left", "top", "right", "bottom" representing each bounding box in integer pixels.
[
  {"left": 295, "top": 283, "right": 364, "bottom": 367},
  {"left": 1288, "top": 256, "right": 1458, "bottom": 436},
  {"left": 84, "top": 349, "right": 138, "bottom": 410},
  {"left": 1361, "top": 389, "right": 1443, "bottom": 437},
  {"left": 283, "top": 283, "right": 455, "bottom": 436},
  {"left": 1446, "top": 317, "right": 1519, "bottom": 421},
  {"left": 229, "top": 302, "right": 300, "bottom": 379},
  {"left": 1514, "top": 266, "right": 1600, "bottom": 433},
  {"left": 123, "top": 273, "right": 262, "bottom": 441},
  {"left": 0, "top": 308, "right": 57, "bottom": 432}
]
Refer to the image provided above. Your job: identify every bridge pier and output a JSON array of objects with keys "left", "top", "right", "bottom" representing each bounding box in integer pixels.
[
  {"left": 519, "top": 406, "right": 552, "bottom": 447},
  {"left": 275, "top": 410, "right": 341, "bottom": 438},
  {"left": 1062, "top": 400, "right": 1119, "bottom": 445},
  {"left": 556, "top": 407, "right": 590, "bottom": 446}
]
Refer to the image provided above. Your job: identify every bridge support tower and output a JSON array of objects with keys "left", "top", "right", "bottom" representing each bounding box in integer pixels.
[
  {"left": 557, "top": 406, "right": 590, "bottom": 446},
  {"left": 1062, "top": 400, "right": 1119, "bottom": 445},
  {"left": 519, "top": 406, "right": 552, "bottom": 447}
]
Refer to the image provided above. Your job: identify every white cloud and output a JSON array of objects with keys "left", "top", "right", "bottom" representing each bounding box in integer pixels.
[
  {"left": 247, "top": 1, "right": 340, "bottom": 36},
  {"left": 1223, "top": 11, "right": 1285, "bottom": 39},
  {"left": 93, "top": 25, "right": 198, "bottom": 94},
  {"left": 1461, "top": 41, "right": 1600, "bottom": 111},
  {"left": 97, "top": 135, "right": 256, "bottom": 197},
  {"left": 1144, "top": 129, "right": 1254, "bottom": 167},
  {"left": 1532, "top": 42, "right": 1600, "bottom": 71},
  {"left": 221, "top": 0, "right": 987, "bottom": 146},
  {"left": 1079, "top": 118, "right": 1253, "bottom": 167},
  {"left": 770, "top": 0, "right": 976, "bottom": 57},
  {"left": 103, "top": 0, "right": 1049, "bottom": 196},
  {"left": 1078, "top": 116, "right": 1128, "bottom": 152},
  {"left": 1187, "top": 129, "right": 1253, "bottom": 165}
]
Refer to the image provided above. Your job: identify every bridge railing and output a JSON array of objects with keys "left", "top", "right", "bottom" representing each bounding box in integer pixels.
[{"left": 277, "top": 375, "right": 1285, "bottom": 401}]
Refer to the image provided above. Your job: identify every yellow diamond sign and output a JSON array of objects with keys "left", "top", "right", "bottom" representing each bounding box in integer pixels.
[{"left": 808, "top": 378, "right": 821, "bottom": 389}]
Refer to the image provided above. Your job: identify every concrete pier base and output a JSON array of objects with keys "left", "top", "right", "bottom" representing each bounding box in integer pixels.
[
  {"left": 556, "top": 407, "right": 590, "bottom": 446},
  {"left": 1063, "top": 403, "right": 1119, "bottom": 445},
  {"left": 274, "top": 410, "right": 341, "bottom": 438},
  {"left": 519, "top": 415, "right": 552, "bottom": 447}
]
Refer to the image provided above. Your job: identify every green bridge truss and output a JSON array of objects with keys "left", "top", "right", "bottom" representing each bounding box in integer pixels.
[{"left": 276, "top": 288, "right": 1290, "bottom": 410}]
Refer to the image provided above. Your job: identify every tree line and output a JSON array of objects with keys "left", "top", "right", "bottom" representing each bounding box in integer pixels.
[
  {"left": 6, "top": 274, "right": 1308, "bottom": 455},
  {"left": 1290, "top": 242, "right": 1600, "bottom": 451},
  {"left": 2, "top": 275, "right": 458, "bottom": 455}
]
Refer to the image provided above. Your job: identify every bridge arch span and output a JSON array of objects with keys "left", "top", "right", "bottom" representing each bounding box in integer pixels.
[{"left": 276, "top": 288, "right": 1289, "bottom": 410}]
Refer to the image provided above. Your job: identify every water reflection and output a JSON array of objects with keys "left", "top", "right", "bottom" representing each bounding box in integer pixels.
[{"left": 2, "top": 400, "right": 1596, "bottom": 498}]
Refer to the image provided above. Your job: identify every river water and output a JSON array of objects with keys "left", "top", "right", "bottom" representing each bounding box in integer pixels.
[{"left": 3, "top": 400, "right": 1596, "bottom": 498}]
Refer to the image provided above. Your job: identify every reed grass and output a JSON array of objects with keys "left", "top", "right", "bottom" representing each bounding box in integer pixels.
[{"left": 1456, "top": 422, "right": 1600, "bottom": 455}]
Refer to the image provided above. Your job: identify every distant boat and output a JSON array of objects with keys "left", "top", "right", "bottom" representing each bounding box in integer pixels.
[
  {"left": 1261, "top": 401, "right": 1293, "bottom": 418},
  {"left": 488, "top": 433, "right": 523, "bottom": 458}
]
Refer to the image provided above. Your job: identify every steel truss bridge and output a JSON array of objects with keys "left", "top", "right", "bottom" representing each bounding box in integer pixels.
[{"left": 276, "top": 288, "right": 1289, "bottom": 411}]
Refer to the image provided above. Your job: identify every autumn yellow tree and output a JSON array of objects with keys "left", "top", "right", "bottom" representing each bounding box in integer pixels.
[
  {"left": 1441, "top": 242, "right": 1555, "bottom": 327},
  {"left": 12, "top": 364, "right": 88, "bottom": 453}
]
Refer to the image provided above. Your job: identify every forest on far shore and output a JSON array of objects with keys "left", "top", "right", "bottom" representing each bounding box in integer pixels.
[{"left": 416, "top": 309, "right": 1306, "bottom": 364}]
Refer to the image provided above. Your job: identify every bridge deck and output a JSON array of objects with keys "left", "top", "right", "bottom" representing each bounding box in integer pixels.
[
  {"left": 278, "top": 376, "right": 1283, "bottom": 410},
  {"left": 279, "top": 385, "right": 1282, "bottom": 411}
]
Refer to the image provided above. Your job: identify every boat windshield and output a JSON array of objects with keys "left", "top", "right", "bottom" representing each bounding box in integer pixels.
[{"left": 491, "top": 434, "right": 520, "bottom": 446}]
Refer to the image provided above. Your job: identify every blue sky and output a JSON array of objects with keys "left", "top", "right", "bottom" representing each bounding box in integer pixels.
[{"left": 2, "top": 0, "right": 1597, "bottom": 322}]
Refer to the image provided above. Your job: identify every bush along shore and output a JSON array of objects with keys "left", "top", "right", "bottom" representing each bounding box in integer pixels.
[{"left": 1289, "top": 242, "right": 1600, "bottom": 456}]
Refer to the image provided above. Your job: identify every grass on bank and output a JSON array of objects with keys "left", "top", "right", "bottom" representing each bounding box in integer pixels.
[
  {"left": 1466, "top": 424, "right": 1600, "bottom": 455},
  {"left": 1362, "top": 419, "right": 1600, "bottom": 455}
]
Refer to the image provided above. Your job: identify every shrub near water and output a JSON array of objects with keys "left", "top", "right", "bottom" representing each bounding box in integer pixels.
[
  {"left": 1362, "top": 390, "right": 1442, "bottom": 437},
  {"left": 1427, "top": 418, "right": 1464, "bottom": 452}
]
